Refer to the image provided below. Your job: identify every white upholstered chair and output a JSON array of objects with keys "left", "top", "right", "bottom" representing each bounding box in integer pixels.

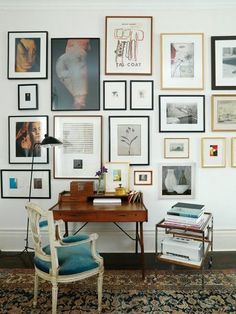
[{"left": 25, "top": 202, "right": 104, "bottom": 313}]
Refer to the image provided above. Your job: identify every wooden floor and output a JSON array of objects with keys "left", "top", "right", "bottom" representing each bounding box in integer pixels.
[{"left": 0, "top": 250, "right": 235, "bottom": 270}]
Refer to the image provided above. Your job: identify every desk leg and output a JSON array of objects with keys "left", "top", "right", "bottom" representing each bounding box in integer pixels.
[
  {"left": 64, "top": 222, "right": 69, "bottom": 237},
  {"left": 139, "top": 222, "right": 145, "bottom": 280},
  {"left": 135, "top": 222, "right": 138, "bottom": 254}
]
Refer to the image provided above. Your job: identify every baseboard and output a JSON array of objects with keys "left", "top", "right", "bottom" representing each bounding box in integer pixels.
[{"left": 0, "top": 228, "right": 235, "bottom": 252}]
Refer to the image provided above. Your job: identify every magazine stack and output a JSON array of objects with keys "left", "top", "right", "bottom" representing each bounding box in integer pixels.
[{"left": 164, "top": 202, "right": 205, "bottom": 229}]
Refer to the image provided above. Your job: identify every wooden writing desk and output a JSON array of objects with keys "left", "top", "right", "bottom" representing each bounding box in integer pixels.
[{"left": 49, "top": 192, "right": 148, "bottom": 279}]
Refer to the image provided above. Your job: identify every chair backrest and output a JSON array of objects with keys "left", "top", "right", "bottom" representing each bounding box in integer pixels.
[{"left": 25, "top": 202, "right": 59, "bottom": 275}]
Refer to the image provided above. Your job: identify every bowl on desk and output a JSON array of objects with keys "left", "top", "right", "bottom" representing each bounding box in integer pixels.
[{"left": 173, "top": 184, "right": 189, "bottom": 194}]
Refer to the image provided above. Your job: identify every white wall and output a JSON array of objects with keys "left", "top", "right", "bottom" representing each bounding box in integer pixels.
[{"left": 0, "top": 0, "right": 236, "bottom": 252}]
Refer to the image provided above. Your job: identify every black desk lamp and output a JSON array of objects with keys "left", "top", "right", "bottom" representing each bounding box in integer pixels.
[{"left": 23, "top": 134, "right": 63, "bottom": 255}]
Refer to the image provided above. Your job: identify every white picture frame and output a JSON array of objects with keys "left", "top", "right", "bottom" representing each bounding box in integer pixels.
[{"left": 104, "top": 162, "right": 130, "bottom": 193}]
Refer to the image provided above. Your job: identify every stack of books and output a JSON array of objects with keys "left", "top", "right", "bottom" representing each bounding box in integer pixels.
[{"left": 164, "top": 202, "right": 205, "bottom": 228}]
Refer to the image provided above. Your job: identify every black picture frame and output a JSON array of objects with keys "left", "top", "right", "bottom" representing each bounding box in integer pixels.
[
  {"left": 51, "top": 38, "right": 100, "bottom": 111},
  {"left": 18, "top": 84, "right": 38, "bottom": 110},
  {"left": 109, "top": 115, "right": 150, "bottom": 165},
  {"left": 159, "top": 95, "right": 205, "bottom": 133},
  {"left": 1, "top": 169, "right": 51, "bottom": 199},
  {"left": 211, "top": 36, "right": 236, "bottom": 90},
  {"left": 103, "top": 80, "right": 127, "bottom": 110},
  {"left": 130, "top": 80, "right": 153, "bottom": 110},
  {"left": 7, "top": 31, "right": 48, "bottom": 79},
  {"left": 8, "top": 115, "right": 49, "bottom": 164}
]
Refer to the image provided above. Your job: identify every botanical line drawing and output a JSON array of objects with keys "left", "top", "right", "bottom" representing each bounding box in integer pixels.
[{"left": 120, "top": 126, "right": 138, "bottom": 155}]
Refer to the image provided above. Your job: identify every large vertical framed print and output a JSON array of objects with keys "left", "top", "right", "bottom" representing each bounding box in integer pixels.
[
  {"left": 51, "top": 38, "right": 100, "bottom": 111},
  {"left": 54, "top": 115, "right": 102, "bottom": 179},
  {"left": 8, "top": 115, "right": 48, "bottom": 164},
  {"left": 105, "top": 16, "right": 153, "bottom": 75},
  {"left": 109, "top": 116, "right": 150, "bottom": 165},
  {"left": 161, "top": 33, "right": 204, "bottom": 90},
  {"left": 8, "top": 31, "right": 48, "bottom": 79},
  {"left": 211, "top": 36, "right": 236, "bottom": 90}
]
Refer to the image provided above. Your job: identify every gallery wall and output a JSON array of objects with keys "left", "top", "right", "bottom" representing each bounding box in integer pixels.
[{"left": 0, "top": 0, "right": 236, "bottom": 252}]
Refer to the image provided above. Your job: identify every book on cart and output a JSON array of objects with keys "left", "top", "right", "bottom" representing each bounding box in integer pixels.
[
  {"left": 167, "top": 202, "right": 205, "bottom": 218},
  {"left": 165, "top": 213, "right": 204, "bottom": 226}
]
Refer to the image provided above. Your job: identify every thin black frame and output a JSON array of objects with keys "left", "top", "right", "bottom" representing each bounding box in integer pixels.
[
  {"left": 18, "top": 84, "right": 38, "bottom": 110},
  {"left": 0, "top": 169, "right": 51, "bottom": 199},
  {"left": 159, "top": 95, "right": 205, "bottom": 133},
  {"left": 8, "top": 115, "right": 49, "bottom": 164},
  {"left": 109, "top": 115, "right": 150, "bottom": 166},
  {"left": 51, "top": 38, "right": 100, "bottom": 111},
  {"left": 7, "top": 31, "right": 48, "bottom": 79},
  {"left": 130, "top": 80, "right": 154, "bottom": 110},
  {"left": 103, "top": 80, "right": 127, "bottom": 110},
  {"left": 211, "top": 36, "right": 236, "bottom": 90}
]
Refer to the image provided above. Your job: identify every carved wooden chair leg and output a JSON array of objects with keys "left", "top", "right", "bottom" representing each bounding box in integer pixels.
[
  {"left": 97, "top": 271, "right": 103, "bottom": 313},
  {"left": 52, "top": 281, "right": 58, "bottom": 314}
]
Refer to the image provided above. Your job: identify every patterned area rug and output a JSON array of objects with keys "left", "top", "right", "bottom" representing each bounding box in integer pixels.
[{"left": 0, "top": 269, "right": 236, "bottom": 313}]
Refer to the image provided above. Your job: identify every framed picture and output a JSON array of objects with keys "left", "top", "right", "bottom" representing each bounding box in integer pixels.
[
  {"left": 105, "top": 16, "right": 153, "bottom": 75},
  {"left": 18, "top": 84, "right": 38, "bottom": 110},
  {"left": 103, "top": 80, "right": 127, "bottom": 110},
  {"left": 159, "top": 95, "right": 205, "bottom": 132},
  {"left": 160, "top": 33, "right": 204, "bottom": 89},
  {"left": 164, "top": 138, "right": 189, "bottom": 159},
  {"left": 109, "top": 116, "right": 150, "bottom": 165},
  {"left": 211, "top": 36, "right": 236, "bottom": 90},
  {"left": 8, "top": 115, "right": 48, "bottom": 164},
  {"left": 134, "top": 170, "right": 152, "bottom": 185},
  {"left": 7, "top": 31, "right": 48, "bottom": 79},
  {"left": 231, "top": 137, "right": 236, "bottom": 167},
  {"left": 104, "top": 162, "right": 130, "bottom": 193},
  {"left": 212, "top": 94, "right": 236, "bottom": 131},
  {"left": 1, "top": 169, "right": 51, "bottom": 199},
  {"left": 54, "top": 115, "right": 102, "bottom": 179},
  {"left": 130, "top": 80, "right": 153, "bottom": 110},
  {"left": 158, "top": 162, "right": 195, "bottom": 199},
  {"left": 201, "top": 137, "right": 226, "bottom": 168},
  {"left": 51, "top": 38, "right": 100, "bottom": 111}
]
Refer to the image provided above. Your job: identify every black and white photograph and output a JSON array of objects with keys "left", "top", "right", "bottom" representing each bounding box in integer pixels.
[
  {"left": 134, "top": 170, "right": 152, "bottom": 185},
  {"left": 109, "top": 116, "right": 150, "bottom": 165},
  {"left": 212, "top": 94, "right": 236, "bottom": 131},
  {"left": 18, "top": 84, "right": 38, "bottom": 110},
  {"left": 159, "top": 95, "right": 205, "bottom": 132},
  {"left": 158, "top": 162, "right": 195, "bottom": 199},
  {"left": 211, "top": 36, "right": 236, "bottom": 89}
]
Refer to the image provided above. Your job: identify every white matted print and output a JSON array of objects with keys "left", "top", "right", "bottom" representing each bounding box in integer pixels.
[
  {"left": 231, "top": 137, "right": 236, "bottom": 167},
  {"left": 130, "top": 80, "right": 153, "bottom": 110},
  {"left": 134, "top": 170, "right": 152, "bottom": 185},
  {"left": 18, "top": 84, "right": 38, "bottom": 110},
  {"left": 161, "top": 33, "right": 204, "bottom": 90},
  {"left": 109, "top": 116, "right": 150, "bottom": 165},
  {"left": 104, "top": 162, "right": 130, "bottom": 193},
  {"left": 212, "top": 94, "right": 236, "bottom": 131},
  {"left": 158, "top": 162, "right": 195, "bottom": 199},
  {"left": 164, "top": 138, "right": 189, "bottom": 158},
  {"left": 103, "top": 80, "right": 127, "bottom": 110},
  {"left": 201, "top": 137, "right": 226, "bottom": 168},
  {"left": 105, "top": 16, "right": 153, "bottom": 75},
  {"left": 54, "top": 115, "right": 102, "bottom": 179},
  {"left": 159, "top": 95, "right": 205, "bottom": 132}
]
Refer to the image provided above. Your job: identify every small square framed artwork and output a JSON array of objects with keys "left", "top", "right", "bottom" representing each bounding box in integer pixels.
[
  {"left": 103, "top": 80, "right": 127, "bottom": 110},
  {"left": 130, "top": 80, "right": 153, "bottom": 110},
  {"left": 164, "top": 138, "right": 189, "bottom": 159},
  {"left": 18, "top": 84, "right": 38, "bottom": 110},
  {"left": 8, "top": 31, "right": 48, "bottom": 79},
  {"left": 158, "top": 162, "right": 195, "bottom": 199},
  {"left": 212, "top": 94, "right": 236, "bottom": 131},
  {"left": 134, "top": 170, "right": 152, "bottom": 185},
  {"left": 201, "top": 137, "right": 226, "bottom": 168},
  {"left": 104, "top": 162, "right": 130, "bottom": 193}
]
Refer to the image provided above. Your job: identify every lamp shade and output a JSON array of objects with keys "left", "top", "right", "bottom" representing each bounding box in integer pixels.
[{"left": 40, "top": 134, "right": 63, "bottom": 148}]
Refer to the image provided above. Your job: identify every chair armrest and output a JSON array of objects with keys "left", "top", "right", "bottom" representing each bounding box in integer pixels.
[{"left": 55, "top": 233, "right": 98, "bottom": 248}]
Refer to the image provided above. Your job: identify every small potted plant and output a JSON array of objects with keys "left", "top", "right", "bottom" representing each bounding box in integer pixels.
[{"left": 95, "top": 166, "right": 108, "bottom": 194}]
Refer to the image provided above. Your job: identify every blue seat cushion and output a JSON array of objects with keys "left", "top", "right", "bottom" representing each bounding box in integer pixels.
[{"left": 34, "top": 235, "right": 99, "bottom": 275}]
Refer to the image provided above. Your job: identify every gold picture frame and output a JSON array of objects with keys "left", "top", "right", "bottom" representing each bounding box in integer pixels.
[
  {"left": 212, "top": 94, "right": 236, "bottom": 131},
  {"left": 201, "top": 137, "right": 226, "bottom": 168}
]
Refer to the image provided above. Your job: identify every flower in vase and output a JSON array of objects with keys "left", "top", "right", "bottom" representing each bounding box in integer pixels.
[{"left": 95, "top": 166, "right": 108, "bottom": 194}]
